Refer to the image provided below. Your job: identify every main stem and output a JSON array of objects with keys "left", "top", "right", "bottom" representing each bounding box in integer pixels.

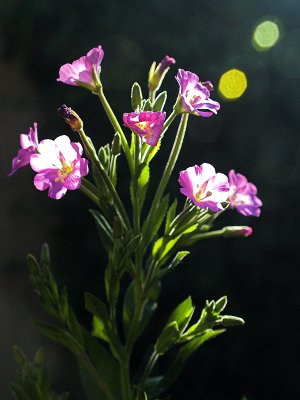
[
  {"left": 78, "top": 128, "right": 131, "bottom": 230},
  {"left": 96, "top": 85, "right": 134, "bottom": 175},
  {"left": 143, "top": 113, "right": 189, "bottom": 248}
]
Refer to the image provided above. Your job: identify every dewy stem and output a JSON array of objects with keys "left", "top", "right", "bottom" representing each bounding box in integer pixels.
[
  {"left": 143, "top": 113, "right": 189, "bottom": 246},
  {"left": 96, "top": 85, "right": 134, "bottom": 174},
  {"left": 78, "top": 128, "right": 131, "bottom": 230}
]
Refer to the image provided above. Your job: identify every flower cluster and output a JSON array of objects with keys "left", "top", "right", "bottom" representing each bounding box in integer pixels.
[
  {"left": 179, "top": 164, "right": 262, "bottom": 217},
  {"left": 8, "top": 43, "right": 263, "bottom": 400}
]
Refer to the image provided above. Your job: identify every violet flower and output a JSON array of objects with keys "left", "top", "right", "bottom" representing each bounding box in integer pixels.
[
  {"left": 179, "top": 163, "right": 229, "bottom": 212},
  {"left": 175, "top": 69, "right": 220, "bottom": 117},
  {"left": 57, "top": 46, "right": 104, "bottom": 91},
  {"left": 30, "top": 135, "right": 89, "bottom": 200},
  {"left": 228, "top": 169, "right": 262, "bottom": 217},
  {"left": 9, "top": 123, "right": 39, "bottom": 176},
  {"left": 123, "top": 111, "right": 166, "bottom": 146}
]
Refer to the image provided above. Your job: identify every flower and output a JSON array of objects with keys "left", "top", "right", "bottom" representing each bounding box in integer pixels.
[
  {"left": 9, "top": 123, "right": 39, "bottom": 176},
  {"left": 175, "top": 69, "right": 220, "bottom": 117},
  {"left": 179, "top": 163, "right": 229, "bottom": 212},
  {"left": 228, "top": 169, "right": 262, "bottom": 217},
  {"left": 57, "top": 46, "right": 104, "bottom": 91},
  {"left": 30, "top": 135, "right": 89, "bottom": 200},
  {"left": 123, "top": 111, "right": 166, "bottom": 146}
]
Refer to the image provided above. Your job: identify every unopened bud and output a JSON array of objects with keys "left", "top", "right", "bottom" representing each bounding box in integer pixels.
[
  {"left": 221, "top": 315, "right": 245, "bottom": 327},
  {"left": 131, "top": 82, "right": 143, "bottom": 111},
  {"left": 148, "top": 55, "right": 176, "bottom": 92},
  {"left": 223, "top": 226, "right": 253, "bottom": 238},
  {"left": 58, "top": 105, "right": 83, "bottom": 131},
  {"left": 112, "top": 133, "right": 121, "bottom": 155},
  {"left": 215, "top": 296, "right": 228, "bottom": 313}
]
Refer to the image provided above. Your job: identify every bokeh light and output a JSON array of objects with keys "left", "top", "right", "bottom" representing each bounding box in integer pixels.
[
  {"left": 218, "top": 68, "right": 247, "bottom": 100},
  {"left": 252, "top": 19, "right": 280, "bottom": 51}
]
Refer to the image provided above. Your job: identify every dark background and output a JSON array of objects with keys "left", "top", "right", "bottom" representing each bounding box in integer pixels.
[{"left": 1, "top": 0, "right": 300, "bottom": 399}]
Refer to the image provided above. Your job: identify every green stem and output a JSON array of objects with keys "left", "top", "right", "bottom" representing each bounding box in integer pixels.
[
  {"left": 80, "top": 182, "right": 100, "bottom": 206},
  {"left": 78, "top": 128, "right": 131, "bottom": 230},
  {"left": 96, "top": 86, "right": 134, "bottom": 174},
  {"left": 119, "top": 362, "right": 131, "bottom": 400},
  {"left": 149, "top": 89, "right": 156, "bottom": 104},
  {"left": 143, "top": 113, "right": 189, "bottom": 247}
]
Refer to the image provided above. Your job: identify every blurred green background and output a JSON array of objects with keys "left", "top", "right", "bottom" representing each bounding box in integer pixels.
[{"left": 1, "top": 0, "right": 300, "bottom": 398}]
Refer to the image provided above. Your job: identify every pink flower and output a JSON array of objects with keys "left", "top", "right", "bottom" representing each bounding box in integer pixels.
[
  {"left": 179, "top": 163, "right": 229, "bottom": 212},
  {"left": 9, "top": 123, "right": 39, "bottom": 176},
  {"left": 175, "top": 69, "right": 220, "bottom": 117},
  {"left": 228, "top": 170, "right": 262, "bottom": 217},
  {"left": 30, "top": 135, "right": 89, "bottom": 200},
  {"left": 123, "top": 111, "right": 166, "bottom": 146},
  {"left": 57, "top": 46, "right": 104, "bottom": 91}
]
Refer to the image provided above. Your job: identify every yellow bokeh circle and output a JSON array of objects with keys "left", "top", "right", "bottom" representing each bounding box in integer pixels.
[{"left": 218, "top": 69, "right": 247, "bottom": 100}]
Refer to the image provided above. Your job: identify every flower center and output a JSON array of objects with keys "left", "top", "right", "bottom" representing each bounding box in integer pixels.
[
  {"left": 135, "top": 121, "right": 149, "bottom": 131},
  {"left": 55, "top": 159, "right": 74, "bottom": 183},
  {"left": 193, "top": 180, "right": 211, "bottom": 202}
]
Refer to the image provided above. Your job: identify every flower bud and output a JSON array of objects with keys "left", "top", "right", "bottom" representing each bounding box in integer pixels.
[
  {"left": 221, "top": 315, "right": 245, "bottom": 327},
  {"left": 223, "top": 226, "right": 253, "bottom": 238},
  {"left": 112, "top": 132, "right": 121, "bottom": 156},
  {"left": 148, "top": 55, "right": 176, "bottom": 92},
  {"left": 214, "top": 296, "right": 228, "bottom": 313},
  {"left": 131, "top": 82, "right": 143, "bottom": 111},
  {"left": 57, "top": 105, "right": 83, "bottom": 131}
]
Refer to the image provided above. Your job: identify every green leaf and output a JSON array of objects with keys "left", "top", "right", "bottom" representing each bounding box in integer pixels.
[
  {"left": 85, "top": 292, "right": 111, "bottom": 342},
  {"left": 166, "top": 296, "right": 195, "bottom": 333},
  {"left": 90, "top": 209, "right": 113, "bottom": 252},
  {"left": 33, "top": 321, "right": 83, "bottom": 356},
  {"left": 131, "top": 82, "right": 143, "bottom": 111},
  {"left": 149, "top": 329, "right": 224, "bottom": 397},
  {"left": 144, "top": 139, "right": 161, "bottom": 164},
  {"left": 143, "top": 99, "right": 153, "bottom": 111},
  {"left": 165, "top": 198, "right": 177, "bottom": 234},
  {"left": 137, "top": 163, "right": 150, "bottom": 189},
  {"left": 215, "top": 296, "right": 228, "bottom": 313},
  {"left": 152, "top": 91, "right": 167, "bottom": 112},
  {"left": 92, "top": 316, "right": 110, "bottom": 343},
  {"left": 13, "top": 346, "right": 27, "bottom": 367},
  {"left": 155, "top": 321, "right": 180, "bottom": 355},
  {"left": 156, "top": 251, "right": 190, "bottom": 278},
  {"left": 152, "top": 235, "right": 180, "bottom": 261},
  {"left": 142, "top": 194, "right": 169, "bottom": 247},
  {"left": 78, "top": 329, "right": 121, "bottom": 400}
]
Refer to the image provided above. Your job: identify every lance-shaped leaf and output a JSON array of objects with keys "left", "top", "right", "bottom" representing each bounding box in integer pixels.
[
  {"left": 149, "top": 329, "right": 224, "bottom": 397},
  {"left": 166, "top": 296, "right": 195, "bottom": 334},
  {"left": 85, "top": 292, "right": 111, "bottom": 344},
  {"left": 164, "top": 198, "right": 177, "bottom": 234},
  {"left": 156, "top": 251, "right": 190, "bottom": 279},
  {"left": 153, "top": 91, "right": 167, "bottom": 112},
  {"left": 155, "top": 321, "right": 180, "bottom": 355},
  {"left": 131, "top": 82, "right": 143, "bottom": 111},
  {"left": 90, "top": 210, "right": 114, "bottom": 252}
]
